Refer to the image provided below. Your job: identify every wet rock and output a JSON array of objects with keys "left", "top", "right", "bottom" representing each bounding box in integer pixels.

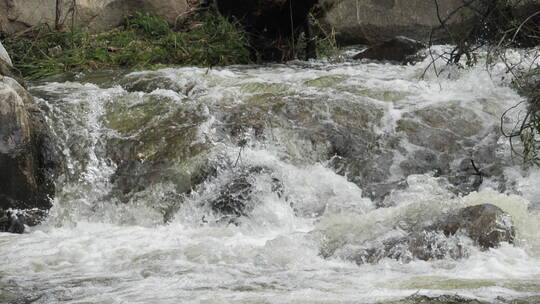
[
  {"left": 325, "top": 101, "right": 397, "bottom": 201},
  {"left": 353, "top": 36, "right": 425, "bottom": 64},
  {"left": 395, "top": 104, "right": 504, "bottom": 197},
  {"left": 337, "top": 230, "right": 467, "bottom": 264},
  {"left": 221, "top": 91, "right": 400, "bottom": 203},
  {"left": 0, "top": 76, "right": 56, "bottom": 211},
  {"left": 14, "top": 208, "right": 49, "bottom": 227},
  {"left": 105, "top": 94, "right": 210, "bottom": 203},
  {"left": 429, "top": 204, "right": 515, "bottom": 249},
  {"left": 220, "top": 75, "right": 502, "bottom": 204},
  {"left": 211, "top": 170, "right": 254, "bottom": 217},
  {"left": 213, "top": 75, "right": 501, "bottom": 204},
  {"left": 0, "top": 211, "right": 25, "bottom": 234},
  {"left": 208, "top": 166, "right": 283, "bottom": 218},
  {"left": 337, "top": 204, "right": 515, "bottom": 264},
  {"left": 383, "top": 294, "right": 488, "bottom": 304}
]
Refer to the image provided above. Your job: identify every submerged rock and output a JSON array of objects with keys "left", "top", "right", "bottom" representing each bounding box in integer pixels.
[
  {"left": 105, "top": 93, "right": 211, "bottom": 205},
  {"left": 208, "top": 166, "right": 283, "bottom": 218},
  {"left": 0, "top": 211, "right": 25, "bottom": 234},
  {"left": 353, "top": 36, "right": 425, "bottom": 64},
  {"left": 429, "top": 204, "right": 515, "bottom": 250},
  {"left": 335, "top": 204, "right": 515, "bottom": 264},
  {"left": 335, "top": 230, "right": 467, "bottom": 264},
  {"left": 383, "top": 294, "right": 488, "bottom": 304},
  {"left": 0, "top": 209, "right": 48, "bottom": 233}
]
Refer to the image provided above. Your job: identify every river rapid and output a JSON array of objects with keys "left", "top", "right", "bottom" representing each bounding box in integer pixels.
[{"left": 1, "top": 47, "right": 540, "bottom": 303}]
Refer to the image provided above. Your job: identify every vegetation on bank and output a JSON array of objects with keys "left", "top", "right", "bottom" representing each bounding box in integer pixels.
[
  {"left": 1, "top": 6, "right": 338, "bottom": 81},
  {"left": 1, "top": 12, "right": 251, "bottom": 80}
]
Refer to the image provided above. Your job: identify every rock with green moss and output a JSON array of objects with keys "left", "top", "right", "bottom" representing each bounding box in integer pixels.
[{"left": 103, "top": 88, "right": 212, "bottom": 204}]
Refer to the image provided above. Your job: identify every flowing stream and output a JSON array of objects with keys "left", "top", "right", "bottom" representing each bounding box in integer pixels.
[{"left": 1, "top": 47, "right": 540, "bottom": 303}]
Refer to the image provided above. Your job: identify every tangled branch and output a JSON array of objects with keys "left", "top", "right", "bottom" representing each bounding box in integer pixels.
[{"left": 429, "top": 0, "right": 540, "bottom": 165}]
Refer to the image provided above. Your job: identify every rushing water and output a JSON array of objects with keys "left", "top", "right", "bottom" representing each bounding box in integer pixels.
[{"left": 1, "top": 47, "right": 540, "bottom": 303}]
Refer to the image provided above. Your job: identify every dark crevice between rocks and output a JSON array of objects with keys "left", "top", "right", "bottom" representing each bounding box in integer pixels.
[{"left": 215, "top": 0, "right": 321, "bottom": 61}]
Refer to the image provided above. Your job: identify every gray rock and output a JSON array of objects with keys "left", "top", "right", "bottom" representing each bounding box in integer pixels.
[
  {"left": 320, "top": 0, "right": 540, "bottom": 46},
  {"left": 0, "top": 0, "right": 190, "bottom": 34},
  {"left": 104, "top": 93, "right": 211, "bottom": 205},
  {"left": 337, "top": 230, "right": 468, "bottom": 264},
  {"left": 319, "top": 0, "right": 477, "bottom": 44},
  {"left": 0, "top": 211, "right": 25, "bottom": 234},
  {"left": 208, "top": 166, "right": 283, "bottom": 218},
  {"left": 429, "top": 204, "right": 515, "bottom": 249},
  {"left": 353, "top": 36, "right": 425, "bottom": 64},
  {"left": 0, "top": 76, "right": 56, "bottom": 211},
  {"left": 338, "top": 204, "right": 515, "bottom": 264}
]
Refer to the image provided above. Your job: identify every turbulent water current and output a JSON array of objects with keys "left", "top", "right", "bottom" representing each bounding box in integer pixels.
[{"left": 1, "top": 47, "right": 540, "bottom": 303}]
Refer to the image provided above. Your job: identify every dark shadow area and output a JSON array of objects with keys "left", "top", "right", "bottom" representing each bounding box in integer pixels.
[{"left": 216, "top": 0, "right": 320, "bottom": 61}]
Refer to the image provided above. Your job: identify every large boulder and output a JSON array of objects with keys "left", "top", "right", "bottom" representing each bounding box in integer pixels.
[
  {"left": 320, "top": 0, "right": 540, "bottom": 45},
  {"left": 319, "top": 0, "right": 477, "bottom": 44},
  {"left": 0, "top": 75, "right": 56, "bottom": 212},
  {"left": 0, "top": 0, "right": 190, "bottom": 34}
]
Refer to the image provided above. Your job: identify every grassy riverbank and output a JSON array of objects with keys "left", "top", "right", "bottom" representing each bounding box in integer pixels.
[{"left": 1, "top": 12, "right": 251, "bottom": 80}]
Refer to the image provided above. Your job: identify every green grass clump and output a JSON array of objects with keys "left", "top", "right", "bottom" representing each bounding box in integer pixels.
[{"left": 2, "top": 12, "right": 251, "bottom": 79}]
